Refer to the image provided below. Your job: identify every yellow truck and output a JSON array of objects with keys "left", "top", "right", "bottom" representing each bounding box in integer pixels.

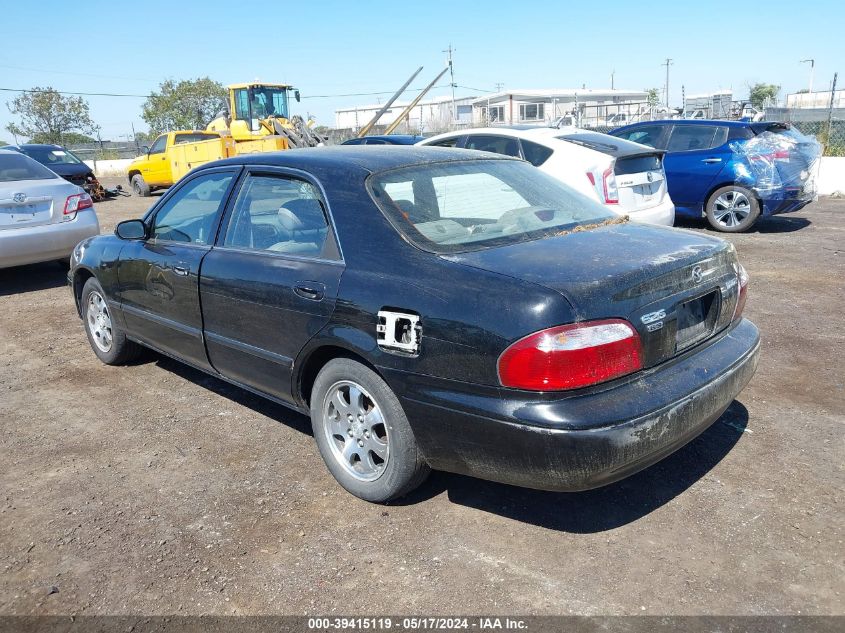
[
  {"left": 128, "top": 83, "right": 322, "bottom": 196},
  {"left": 127, "top": 131, "right": 236, "bottom": 196}
]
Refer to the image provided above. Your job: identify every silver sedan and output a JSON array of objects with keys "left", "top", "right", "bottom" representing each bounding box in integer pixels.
[{"left": 0, "top": 149, "right": 100, "bottom": 269}]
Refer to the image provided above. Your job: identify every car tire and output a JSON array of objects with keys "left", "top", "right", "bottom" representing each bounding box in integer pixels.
[
  {"left": 81, "top": 277, "right": 142, "bottom": 365},
  {"left": 131, "top": 174, "right": 151, "bottom": 197},
  {"left": 705, "top": 185, "right": 760, "bottom": 232},
  {"left": 310, "top": 358, "right": 430, "bottom": 502}
]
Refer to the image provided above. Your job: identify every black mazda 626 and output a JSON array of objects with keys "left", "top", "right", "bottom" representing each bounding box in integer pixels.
[{"left": 69, "top": 147, "right": 759, "bottom": 502}]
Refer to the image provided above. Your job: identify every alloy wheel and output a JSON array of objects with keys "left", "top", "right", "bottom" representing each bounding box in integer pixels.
[
  {"left": 86, "top": 291, "right": 113, "bottom": 353},
  {"left": 713, "top": 190, "right": 751, "bottom": 228},
  {"left": 321, "top": 380, "right": 389, "bottom": 481}
]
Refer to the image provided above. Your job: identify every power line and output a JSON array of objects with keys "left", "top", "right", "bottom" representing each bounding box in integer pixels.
[{"left": 0, "top": 84, "right": 457, "bottom": 100}]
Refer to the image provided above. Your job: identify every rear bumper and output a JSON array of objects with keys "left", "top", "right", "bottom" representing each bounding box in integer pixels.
[
  {"left": 0, "top": 212, "right": 100, "bottom": 269},
  {"left": 627, "top": 197, "right": 675, "bottom": 226},
  {"left": 386, "top": 318, "right": 759, "bottom": 492},
  {"left": 760, "top": 185, "right": 816, "bottom": 216}
]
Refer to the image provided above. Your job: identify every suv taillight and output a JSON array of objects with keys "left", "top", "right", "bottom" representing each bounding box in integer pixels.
[
  {"left": 498, "top": 319, "right": 643, "bottom": 391},
  {"left": 733, "top": 264, "right": 749, "bottom": 321},
  {"left": 64, "top": 193, "right": 93, "bottom": 215},
  {"left": 602, "top": 166, "right": 619, "bottom": 204}
]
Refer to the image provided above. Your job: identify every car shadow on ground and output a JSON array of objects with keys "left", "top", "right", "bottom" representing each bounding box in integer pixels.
[
  {"left": 399, "top": 401, "right": 750, "bottom": 532},
  {"left": 0, "top": 261, "right": 69, "bottom": 297},
  {"left": 151, "top": 353, "right": 749, "bottom": 531},
  {"left": 152, "top": 355, "right": 313, "bottom": 436},
  {"left": 675, "top": 216, "right": 811, "bottom": 234}
]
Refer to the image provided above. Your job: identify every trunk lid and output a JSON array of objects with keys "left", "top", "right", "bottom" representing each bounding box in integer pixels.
[
  {"left": 445, "top": 222, "right": 741, "bottom": 368},
  {"left": 0, "top": 179, "right": 73, "bottom": 231},
  {"left": 613, "top": 153, "right": 667, "bottom": 212}
]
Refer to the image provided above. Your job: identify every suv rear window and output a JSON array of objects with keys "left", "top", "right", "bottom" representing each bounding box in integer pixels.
[{"left": 0, "top": 152, "right": 58, "bottom": 182}]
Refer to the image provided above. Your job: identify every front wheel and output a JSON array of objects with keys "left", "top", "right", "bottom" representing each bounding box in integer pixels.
[
  {"left": 131, "top": 174, "right": 151, "bottom": 197},
  {"left": 705, "top": 185, "right": 760, "bottom": 232},
  {"left": 81, "top": 277, "right": 142, "bottom": 365},
  {"left": 310, "top": 358, "right": 430, "bottom": 502}
]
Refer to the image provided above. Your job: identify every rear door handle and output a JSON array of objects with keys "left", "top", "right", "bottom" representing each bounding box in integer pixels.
[
  {"left": 294, "top": 282, "right": 325, "bottom": 301},
  {"left": 172, "top": 263, "right": 190, "bottom": 277},
  {"left": 702, "top": 158, "right": 722, "bottom": 164}
]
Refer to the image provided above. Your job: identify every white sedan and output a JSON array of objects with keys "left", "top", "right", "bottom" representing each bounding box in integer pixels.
[
  {"left": 0, "top": 149, "right": 99, "bottom": 269},
  {"left": 418, "top": 127, "right": 675, "bottom": 226}
]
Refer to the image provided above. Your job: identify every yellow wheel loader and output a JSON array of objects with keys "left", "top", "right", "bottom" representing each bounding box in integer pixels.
[{"left": 127, "top": 83, "right": 324, "bottom": 194}]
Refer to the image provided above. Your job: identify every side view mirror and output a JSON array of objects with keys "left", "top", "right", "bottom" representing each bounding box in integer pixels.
[
  {"left": 115, "top": 219, "right": 147, "bottom": 240},
  {"left": 141, "top": 145, "right": 150, "bottom": 155},
  {"left": 294, "top": 90, "right": 301, "bottom": 103}
]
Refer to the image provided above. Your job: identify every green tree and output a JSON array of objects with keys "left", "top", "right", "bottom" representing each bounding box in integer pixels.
[
  {"left": 0, "top": 140, "right": 7, "bottom": 147},
  {"left": 141, "top": 77, "right": 227, "bottom": 134},
  {"left": 29, "top": 131, "right": 96, "bottom": 145},
  {"left": 749, "top": 83, "right": 780, "bottom": 109},
  {"left": 646, "top": 88, "right": 661, "bottom": 107},
  {"left": 5, "top": 87, "right": 98, "bottom": 144}
]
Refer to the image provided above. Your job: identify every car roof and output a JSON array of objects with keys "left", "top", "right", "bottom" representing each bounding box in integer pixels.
[
  {"left": 625, "top": 119, "right": 752, "bottom": 128},
  {"left": 13, "top": 143, "right": 66, "bottom": 149},
  {"left": 200, "top": 145, "right": 517, "bottom": 175}
]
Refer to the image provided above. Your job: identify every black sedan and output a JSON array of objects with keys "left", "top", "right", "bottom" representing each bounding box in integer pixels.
[
  {"left": 4, "top": 143, "right": 121, "bottom": 201},
  {"left": 69, "top": 147, "right": 759, "bottom": 502}
]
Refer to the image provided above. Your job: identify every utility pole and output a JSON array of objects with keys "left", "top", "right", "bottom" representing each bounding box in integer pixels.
[
  {"left": 661, "top": 58, "right": 673, "bottom": 108},
  {"left": 494, "top": 82, "right": 504, "bottom": 92},
  {"left": 800, "top": 59, "right": 815, "bottom": 95},
  {"left": 611, "top": 69, "right": 615, "bottom": 90},
  {"left": 827, "top": 72, "right": 838, "bottom": 149},
  {"left": 443, "top": 44, "right": 457, "bottom": 123}
]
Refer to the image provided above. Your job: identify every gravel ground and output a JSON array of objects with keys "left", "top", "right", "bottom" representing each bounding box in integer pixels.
[{"left": 0, "top": 179, "right": 842, "bottom": 616}]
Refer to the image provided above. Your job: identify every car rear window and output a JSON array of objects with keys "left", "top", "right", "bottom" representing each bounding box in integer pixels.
[
  {"left": 556, "top": 133, "right": 621, "bottom": 154},
  {"left": 0, "top": 152, "right": 58, "bottom": 182},
  {"left": 368, "top": 159, "right": 613, "bottom": 254},
  {"left": 666, "top": 125, "right": 728, "bottom": 152},
  {"left": 615, "top": 154, "right": 662, "bottom": 175}
]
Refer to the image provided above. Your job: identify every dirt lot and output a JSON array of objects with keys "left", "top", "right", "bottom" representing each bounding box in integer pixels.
[{"left": 1, "top": 179, "right": 842, "bottom": 616}]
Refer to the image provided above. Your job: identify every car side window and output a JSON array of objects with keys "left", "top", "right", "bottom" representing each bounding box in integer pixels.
[
  {"left": 520, "top": 140, "right": 554, "bottom": 166},
  {"left": 343, "top": 138, "right": 365, "bottom": 145},
  {"left": 428, "top": 137, "right": 459, "bottom": 148},
  {"left": 148, "top": 135, "right": 167, "bottom": 155},
  {"left": 615, "top": 125, "right": 664, "bottom": 149},
  {"left": 150, "top": 172, "right": 234, "bottom": 244},
  {"left": 223, "top": 174, "right": 332, "bottom": 258},
  {"left": 465, "top": 135, "right": 521, "bottom": 158},
  {"left": 666, "top": 125, "right": 719, "bottom": 152}
]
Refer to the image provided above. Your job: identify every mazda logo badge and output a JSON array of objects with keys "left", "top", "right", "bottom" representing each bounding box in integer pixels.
[
  {"left": 691, "top": 265, "right": 703, "bottom": 284},
  {"left": 13, "top": 193, "right": 26, "bottom": 203}
]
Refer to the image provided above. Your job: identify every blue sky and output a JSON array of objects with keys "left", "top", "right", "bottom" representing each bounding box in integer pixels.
[{"left": 1, "top": 0, "right": 840, "bottom": 143}]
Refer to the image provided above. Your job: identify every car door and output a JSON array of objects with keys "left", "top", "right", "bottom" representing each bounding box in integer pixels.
[
  {"left": 199, "top": 168, "right": 344, "bottom": 403},
  {"left": 117, "top": 167, "right": 239, "bottom": 369},
  {"left": 144, "top": 134, "right": 171, "bottom": 186},
  {"left": 661, "top": 124, "right": 730, "bottom": 208}
]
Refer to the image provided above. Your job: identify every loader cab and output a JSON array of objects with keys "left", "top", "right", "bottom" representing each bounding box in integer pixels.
[{"left": 228, "top": 83, "right": 299, "bottom": 138}]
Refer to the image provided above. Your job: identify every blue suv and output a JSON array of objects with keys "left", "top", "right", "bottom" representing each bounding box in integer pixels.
[{"left": 610, "top": 120, "right": 819, "bottom": 232}]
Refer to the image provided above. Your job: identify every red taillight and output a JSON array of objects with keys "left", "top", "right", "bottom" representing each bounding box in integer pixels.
[
  {"left": 733, "top": 264, "right": 749, "bottom": 321},
  {"left": 498, "top": 319, "right": 643, "bottom": 391},
  {"left": 64, "top": 193, "right": 93, "bottom": 215},
  {"left": 602, "top": 166, "right": 619, "bottom": 204}
]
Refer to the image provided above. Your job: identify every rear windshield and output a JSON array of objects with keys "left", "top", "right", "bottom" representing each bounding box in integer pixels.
[
  {"left": 368, "top": 159, "right": 613, "bottom": 254},
  {"left": 556, "top": 133, "right": 621, "bottom": 154},
  {"left": 174, "top": 133, "right": 220, "bottom": 145},
  {"left": 615, "top": 154, "right": 662, "bottom": 175},
  {"left": 22, "top": 147, "right": 83, "bottom": 165},
  {"left": 0, "top": 152, "right": 58, "bottom": 182}
]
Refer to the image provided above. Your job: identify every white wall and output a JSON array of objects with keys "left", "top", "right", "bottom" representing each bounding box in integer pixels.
[
  {"left": 817, "top": 156, "right": 845, "bottom": 195},
  {"left": 84, "top": 159, "right": 133, "bottom": 178}
]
